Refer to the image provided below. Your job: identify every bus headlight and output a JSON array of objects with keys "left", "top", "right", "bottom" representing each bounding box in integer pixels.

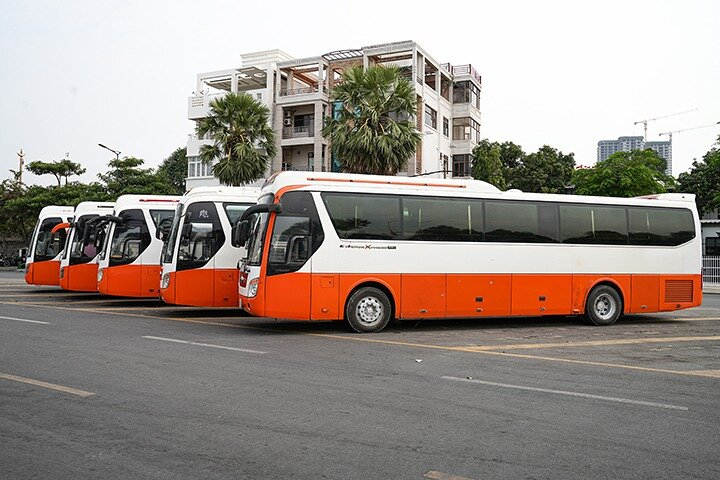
[
  {"left": 248, "top": 278, "right": 259, "bottom": 298},
  {"left": 97, "top": 267, "right": 104, "bottom": 283},
  {"left": 160, "top": 272, "right": 170, "bottom": 290}
]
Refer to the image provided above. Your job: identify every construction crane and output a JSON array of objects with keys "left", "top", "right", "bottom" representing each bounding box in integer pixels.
[
  {"left": 659, "top": 121, "right": 720, "bottom": 142},
  {"left": 634, "top": 108, "right": 698, "bottom": 141}
]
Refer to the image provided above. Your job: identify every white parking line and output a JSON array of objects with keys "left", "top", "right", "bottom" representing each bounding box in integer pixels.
[
  {"left": 442, "top": 376, "right": 688, "bottom": 411},
  {"left": 142, "top": 336, "right": 268, "bottom": 354},
  {"left": 0, "top": 315, "right": 49, "bottom": 325}
]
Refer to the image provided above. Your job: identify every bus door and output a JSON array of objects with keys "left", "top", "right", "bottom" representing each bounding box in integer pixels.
[
  {"left": 101, "top": 209, "right": 151, "bottom": 296},
  {"left": 26, "top": 216, "right": 68, "bottom": 285},
  {"left": 261, "top": 191, "right": 325, "bottom": 320},
  {"left": 174, "top": 201, "right": 224, "bottom": 307}
]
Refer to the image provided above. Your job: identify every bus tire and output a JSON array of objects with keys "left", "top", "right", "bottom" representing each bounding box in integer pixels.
[
  {"left": 345, "top": 287, "right": 392, "bottom": 333},
  {"left": 585, "top": 285, "right": 622, "bottom": 326}
]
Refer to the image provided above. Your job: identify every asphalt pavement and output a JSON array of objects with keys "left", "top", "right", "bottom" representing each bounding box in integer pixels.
[{"left": 1, "top": 270, "right": 719, "bottom": 479}]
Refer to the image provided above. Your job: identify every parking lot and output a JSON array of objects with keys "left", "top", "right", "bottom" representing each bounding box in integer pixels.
[{"left": 1, "top": 269, "right": 719, "bottom": 479}]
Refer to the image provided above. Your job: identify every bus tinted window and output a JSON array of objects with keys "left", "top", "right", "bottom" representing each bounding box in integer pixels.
[
  {"left": 323, "top": 193, "right": 400, "bottom": 240},
  {"left": 628, "top": 208, "right": 695, "bottom": 246},
  {"left": 222, "top": 203, "right": 251, "bottom": 226},
  {"left": 485, "top": 201, "right": 558, "bottom": 243},
  {"left": 402, "top": 197, "right": 483, "bottom": 242},
  {"left": 177, "top": 202, "right": 225, "bottom": 271},
  {"left": 34, "top": 217, "right": 67, "bottom": 262},
  {"left": 109, "top": 209, "right": 151, "bottom": 267},
  {"left": 560, "top": 205, "right": 628, "bottom": 245},
  {"left": 70, "top": 214, "right": 101, "bottom": 264},
  {"left": 150, "top": 209, "right": 175, "bottom": 228}
]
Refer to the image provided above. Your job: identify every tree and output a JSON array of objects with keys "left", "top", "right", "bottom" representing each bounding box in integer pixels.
[
  {"left": 322, "top": 65, "right": 421, "bottom": 175},
  {"left": 196, "top": 92, "right": 276, "bottom": 186},
  {"left": 98, "top": 157, "right": 177, "bottom": 197},
  {"left": 677, "top": 135, "right": 720, "bottom": 216},
  {"left": 574, "top": 149, "right": 674, "bottom": 197},
  {"left": 157, "top": 147, "right": 187, "bottom": 194},
  {"left": 510, "top": 145, "right": 575, "bottom": 193},
  {"left": 471, "top": 140, "right": 506, "bottom": 189},
  {"left": 26, "top": 158, "right": 86, "bottom": 186}
]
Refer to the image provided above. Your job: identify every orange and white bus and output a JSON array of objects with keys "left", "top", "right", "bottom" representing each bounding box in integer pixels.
[
  {"left": 96, "top": 195, "right": 180, "bottom": 297},
  {"left": 237, "top": 172, "right": 702, "bottom": 333},
  {"left": 159, "top": 186, "right": 260, "bottom": 307},
  {"left": 25, "top": 205, "right": 74, "bottom": 286},
  {"left": 59, "top": 201, "right": 115, "bottom": 292}
]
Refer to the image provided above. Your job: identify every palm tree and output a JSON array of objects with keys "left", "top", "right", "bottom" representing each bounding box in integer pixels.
[
  {"left": 322, "top": 65, "right": 421, "bottom": 175},
  {"left": 196, "top": 92, "right": 276, "bottom": 186}
]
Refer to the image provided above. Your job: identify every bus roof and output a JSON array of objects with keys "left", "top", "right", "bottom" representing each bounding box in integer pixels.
[
  {"left": 263, "top": 172, "right": 697, "bottom": 211},
  {"left": 72, "top": 201, "right": 115, "bottom": 217},
  {"left": 113, "top": 194, "right": 181, "bottom": 210},
  {"left": 181, "top": 186, "right": 261, "bottom": 203},
  {"left": 38, "top": 205, "right": 74, "bottom": 218}
]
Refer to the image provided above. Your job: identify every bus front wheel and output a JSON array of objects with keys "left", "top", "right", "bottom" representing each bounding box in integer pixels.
[
  {"left": 585, "top": 285, "right": 622, "bottom": 326},
  {"left": 345, "top": 287, "right": 392, "bottom": 333}
]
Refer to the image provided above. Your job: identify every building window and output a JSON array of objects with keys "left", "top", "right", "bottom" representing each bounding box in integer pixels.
[
  {"left": 187, "top": 156, "right": 210, "bottom": 178},
  {"left": 452, "top": 117, "right": 481, "bottom": 143},
  {"left": 424, "top": 105, "right": 437, "bottom": 129},
  {"left": 453, "top": 81, "right": 481, "bottom": 109},
  {"left": 442, "top": 117, "right": 449, "bottom": 137},
  {"left": 707, "top": 237, "right": 720, "bottom": 255},
  {"left": 452, "top": 154, "right": 471, "bottom": 177}
]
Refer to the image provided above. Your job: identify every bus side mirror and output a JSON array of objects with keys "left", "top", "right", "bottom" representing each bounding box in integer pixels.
[
  {"left": 233, "top": 220, "right": 250, "bottom": 248},
  {"left": 156, "top": 218, "right": 172, "bottom": 240},
  {"left": 82, "top": 224, "right": 93, "bottom": 245},
  {"left": 286, "top": 235, "right": 309, "bottom": 263}
]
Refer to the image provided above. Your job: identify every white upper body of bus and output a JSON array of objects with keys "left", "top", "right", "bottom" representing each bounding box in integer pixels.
[
  {"left": 27, "top": 205, "right": 75, "bottom": 265},
  {"left": 97, "top": 195, "right": 181, "bottom": 272},
  {"left": 160, "top": 186, "right": 261, "bottom": 280},
  {"left": 60, "top": 201, "right": 115, "bottom": 270}
]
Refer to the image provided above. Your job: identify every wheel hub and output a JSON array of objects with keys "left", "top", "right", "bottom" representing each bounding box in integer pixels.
[{"left": 356, "top": 296, "right": 383, "bottom": 325}]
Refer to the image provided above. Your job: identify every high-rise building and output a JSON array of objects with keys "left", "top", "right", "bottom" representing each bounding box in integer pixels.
[
  {"left": 597, "top": 136, "right": 672, "bottom": 174},
  {"left": 185, "top": 40, "right": 482, "bottom": 189}
]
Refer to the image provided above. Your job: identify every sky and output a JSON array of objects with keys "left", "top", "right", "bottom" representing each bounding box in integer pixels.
[{"left": 1, "top": 0, "right": 718, "bottom": 187}]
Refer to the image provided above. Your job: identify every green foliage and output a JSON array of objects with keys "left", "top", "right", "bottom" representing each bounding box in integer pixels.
[
  {"left": 196, "top": 92, "right": 276, "bottom": 186},
  {"left": 156, "top": 147, "right": 187, "bottom": 194},
  {"left": 511, "top": 146, "right": 576, "bottom": 193},
  {"left": 471, "top": 140, "right": 573, "bottom": 193},
  {"left": 26, "top": 158, "right": 86, "bottom": 186},
  {"left": 677, "top": 135, "right": 720, "bottom": 216},
  {"left": 322, "top": 65, "right": 421, "bottom": 175},
  {"left": 98, "top": 157, "right": 178, "bottom": 198},
  {"left": 574, "top": 149, "right": 674, "bottom": 197},
  {"left": 470, "top": 140, "right": 506, "bottom": 189}
]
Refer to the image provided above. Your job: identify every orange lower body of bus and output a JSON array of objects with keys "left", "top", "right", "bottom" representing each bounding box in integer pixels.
[
  {"left": 241, "top": 272, "right": 703, "bottom": 321},
  {"left": 160, "top": 269, "right": 240, "bottom": 308},
  {"left": 60, "top": 264, "right": 99, "bottom": 292},
  {"left": 98, "top": 264, "right": 162, "bottom": 298},
  {"left": 25, "top": 261, "right": 61, "bottom": 286}
]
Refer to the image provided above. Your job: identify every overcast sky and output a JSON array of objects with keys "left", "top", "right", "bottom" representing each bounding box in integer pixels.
[{"left": 1, "top": 0, "right": 718, "bottom": 186}]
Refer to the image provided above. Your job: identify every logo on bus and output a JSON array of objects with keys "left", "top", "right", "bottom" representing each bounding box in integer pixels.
[{"left": 339, "top": 244, "right": 397, "bottom": 250}]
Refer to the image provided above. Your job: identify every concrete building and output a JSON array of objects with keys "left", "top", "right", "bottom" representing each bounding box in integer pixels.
[
  {"left": 185, "top": 41, "right": 482, "bottom": 189},
  {"left": 597, "top": 136, "right": 672, "bottom": 174}
]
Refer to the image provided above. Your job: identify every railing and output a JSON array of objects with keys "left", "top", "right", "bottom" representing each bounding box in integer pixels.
[
  {"left": 282, "top": 126, "right": 315, "bottom": 139},
  {"left": 703, "top": 256, "right": 720, "bottom": 286},
  {"left": 187, "top": 133, "right": 212, "bottom": 142},
  {"left": 280, "top": 86, "right": 319, "bottom": 97},
  {"left": 441, "top": 63, "right": 482, "bottom": 83}
]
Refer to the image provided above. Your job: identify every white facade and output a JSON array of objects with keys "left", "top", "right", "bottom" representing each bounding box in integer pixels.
[{"left": 185, "top": 41, "right": 482, "bottom": 188}]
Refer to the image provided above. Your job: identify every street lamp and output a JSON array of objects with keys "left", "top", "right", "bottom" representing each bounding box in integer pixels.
[{"left": 98, "top": 143, "right": 120, "bottom": 160}]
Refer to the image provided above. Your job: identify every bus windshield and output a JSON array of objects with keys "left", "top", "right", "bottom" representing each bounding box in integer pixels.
[
  {"left": 68, "top": 215, "right": 100, "bottom": 264},
  {"left": 176, "top": 202, "right": 224, "bottom": 271},
  {"left": 246, "top": 194, "right": 275, "bottom": 266},
  {"left": 162, "top": 203, "right": 184, "bottom": 264},
  {"left": 109, "top": 209, "right": 151, "bottom": 266},
  {"left": 34, "top": 217, "right": 67, "bottom": 262}
]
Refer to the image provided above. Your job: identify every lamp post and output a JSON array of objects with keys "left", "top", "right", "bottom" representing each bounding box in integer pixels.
[{"left": 98, "top": 143, "right": 120, "bottom": 160}]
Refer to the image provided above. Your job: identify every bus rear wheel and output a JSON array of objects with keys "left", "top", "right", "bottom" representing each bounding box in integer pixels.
[
  {"left": 585, "top": 285, "right": 622, "bottom": 326},
  {"left": 345, "top": 287, "right": 392, "bottom": 333}
]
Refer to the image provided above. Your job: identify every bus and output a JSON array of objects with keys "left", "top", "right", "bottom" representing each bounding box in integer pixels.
[
  {"left": 59, "top": 201, "right": 115, "bottom": 292},
  {"left": 160, "top": 186, "right": 260, "bottom": 307},
  {"left": 96, "top": 195, "right": 180, "bottom": 297},
  {"left": 236, "top": 171, "right": 702, "bottom": 333},
  {"left": 25, "top": 205, "right": 75, "bottom": 286}
]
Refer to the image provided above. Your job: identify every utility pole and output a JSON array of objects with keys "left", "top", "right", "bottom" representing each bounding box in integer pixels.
[{"left": 16, "top": 149, "right": 25, "bottom": 184}]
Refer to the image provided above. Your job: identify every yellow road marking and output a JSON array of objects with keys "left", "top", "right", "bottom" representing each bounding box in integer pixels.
[
  {"left": 0, "top": 372, "right": 95, "bottom": 397},
  {"left": 2, "top": 300, "right": 720, "bottom": 379},
  {"left": 464, "top": 336, "right": 720, "bottom": 351},
  {"left": 684, "top": 370, "right": 720, "bottom": 378}
]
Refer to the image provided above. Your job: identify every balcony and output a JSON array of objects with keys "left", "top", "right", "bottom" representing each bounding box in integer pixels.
[
  {"left": 282, "top": 126, "right": 315, "bottom": 139},
  {"left": 441, "top": 63, "right": 482, "bottom": 84},
  {"left": 188, "top": 92, "right": 227, "bottom": 120}
]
